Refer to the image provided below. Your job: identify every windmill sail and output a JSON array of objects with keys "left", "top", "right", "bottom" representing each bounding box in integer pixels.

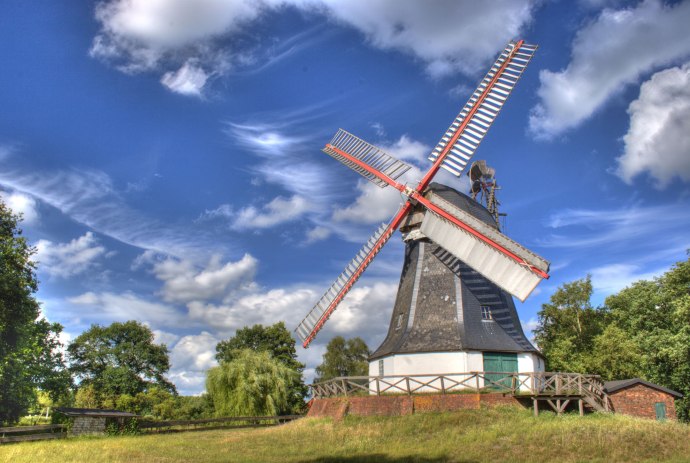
[
  {"left": 323, "top": 129, "right": 411, "bottom": 188},
  {"left": 419, "top": 190, "right": 549, "bottom": 302},
  {"left": 295, "top": 222, "right": 396, "bottom": 347},
  {"left": 428, "top": 41, "right": 537, "bottom": 176}
]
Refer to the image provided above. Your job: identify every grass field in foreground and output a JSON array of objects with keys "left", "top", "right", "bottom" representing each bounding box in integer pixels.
[{"left": 2, "top": 406, "right": 690, "bottom": 463}]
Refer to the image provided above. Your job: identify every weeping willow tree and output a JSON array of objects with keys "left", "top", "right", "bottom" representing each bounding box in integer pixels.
[{"left": 206, "top": 349, "right": 296, "bottom": 417}]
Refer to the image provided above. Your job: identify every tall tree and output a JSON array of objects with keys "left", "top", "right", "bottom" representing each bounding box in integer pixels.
[
  {"left": 216, "top": 322, "right": 306, "bottom": 413},
  {"left": 207, "top": 349, "right": 294, "bottom": 417},
  {"left": 315, "top": 336, "right": 370, "bottom": 381},
  {"left": 0, "top": 201, "right": 70, "bottom": 425},
  {"left": 604, "top": 255, "right": 690, "bottom": 421},
  {"left": 67, "top": 321, "right": 175, "bottom": 402},
  {"left": 533, "top": 276, "right": 605, "bottom": 373}
]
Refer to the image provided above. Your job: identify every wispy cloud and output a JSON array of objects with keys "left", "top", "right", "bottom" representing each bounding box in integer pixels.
[
  {"left": 541, "top": 203, "right": 690, "bottom": 250},
  {"left": 35, "top": 232, "right": 109, "bottom": 278},
  {"left": 0, "top": 161, "right": 226, "bottom": 260}
]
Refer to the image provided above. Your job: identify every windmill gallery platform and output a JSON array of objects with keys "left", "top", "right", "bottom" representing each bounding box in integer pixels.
[{"left": 307, "top": 371, "right": 611, "bottom": 418}]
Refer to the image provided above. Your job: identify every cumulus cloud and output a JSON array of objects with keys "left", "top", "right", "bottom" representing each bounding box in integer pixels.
[
  {"left": 615, "top": 63, "right": 690, "bottom": 188},
  {"left": 161, "top": 61, "right": 210, "bottom": 96},
  {"left": 68, "top": 291, "right": 184, "bottom": 327},
  {"left": 530, "top": 0, "right": 690, "bottom": 138},
  {"left": 150, "top": 253, "right": 258, "bottom": 304},
  {"left": 232, "top": 195, "right": 311, "bottom": 230},
  {"left": 187, "top": 288, "right": 317, "bottom": 330},
  {"left": 169, "top": 331, "right": 219, "bottom": 394},
  {"left": 0, "top": 190, "right": 39, "bottom": 224},
  {"left": 300, "top": 0, "right": 537, "bottom": 77},
  {"left": 35, "top": 232, "right": 108, "bottom": 278},
  {"left": 90, "top": 0, "right": 537, "bottom": 95},
  {"left": 152, "top": 329, "right": 181, "bottom": 347}
]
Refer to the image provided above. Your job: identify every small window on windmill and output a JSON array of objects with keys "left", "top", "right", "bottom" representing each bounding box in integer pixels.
[
  {"left": 378, "top": 360, "right": 384, "bottom": 377},
  {"left": 395, "top": 313, "right": 404, "bottom": 330},
  {"left": 481, "top": 306, "right": 493, "bottom": 321}
]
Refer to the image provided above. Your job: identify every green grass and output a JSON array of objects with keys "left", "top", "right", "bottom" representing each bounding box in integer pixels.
[{"left": 2, "top": 406, "right": 690, "bottom": 462}]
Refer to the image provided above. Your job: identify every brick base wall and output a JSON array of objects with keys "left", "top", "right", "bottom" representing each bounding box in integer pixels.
[
  {"left": 308, "top": 393, "right": 522, "bottom": 418},
  {"left": 609, "top": 384, "right": 677, "bottom": 420}
]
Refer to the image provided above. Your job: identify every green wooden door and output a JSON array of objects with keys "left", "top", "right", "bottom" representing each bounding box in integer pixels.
[
  {"left": 483, "top": 352, "right": 518, "bottom": 389},
  {"left": 655, "top": 402, "right": 667, "bottom": 420}
]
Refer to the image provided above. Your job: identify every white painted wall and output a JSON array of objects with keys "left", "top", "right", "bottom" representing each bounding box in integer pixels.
[{"left": 368, "top": 351, "right": 544, "bottom": 393}]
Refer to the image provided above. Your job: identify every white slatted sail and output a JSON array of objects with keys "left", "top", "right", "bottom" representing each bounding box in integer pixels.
[
  {"left": 295, "top": 222, "right": 395, "bottom": 345},
  {"left": 419, "top": 191, "right": 549, "bottom": 302},
  {"left": 428, "top": 41, "right": 538, "bottom": 176},
  {"left": 323, "top": 129, "right": 411, "bottom": 188}
]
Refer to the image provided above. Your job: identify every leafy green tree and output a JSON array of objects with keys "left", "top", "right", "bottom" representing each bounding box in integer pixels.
[
  {"left": 533, "top": 276, "right": 605, "bottom": 373},
  {"left": 206, "top": 349, "right": 295, "bottom": 417},
  {"left": 216, "top": 322, "right": 306, "bottom": 413},
  {"left": 604, "top": 255, "right": 690, "bottom": 422},
  {"left": 0, "top": 201, "right": 70, "bottom": 425},
  {"left": 68, "top": 321, "right": 175, "bottom": 404},
  {"left": 315, "top": 336, "right": 370, "bottom": 381}
]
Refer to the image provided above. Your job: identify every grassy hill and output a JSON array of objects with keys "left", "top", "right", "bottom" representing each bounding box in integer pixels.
[{"left": 2, "top": 406, "right": 690, "bottom": 462}]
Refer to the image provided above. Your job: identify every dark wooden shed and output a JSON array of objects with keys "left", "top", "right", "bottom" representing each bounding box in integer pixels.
[
  {"left": 54, "top": 408, "right": 137, "bottom": 435},
  {"left": 604, "top": 378, "right": 682, "bottom": 421}
]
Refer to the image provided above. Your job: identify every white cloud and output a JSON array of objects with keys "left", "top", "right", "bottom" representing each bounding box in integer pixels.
[
  {"left": 151, "top": 253, "right": 258, "bottom": 304},
  {"left": 35, "top": 232, "right": 107, "bottom": 278},
  {"left": 0, "top": 190, "right": 39, "bottom": 224},
  {"left": 302, "top": 0, "right": 537, "bottom": 77},
  {"left": 304, "top": 225, "right": 331, "bottom": 244},
  {"left": 91, "top": 0, "right": 537, "bottom": 94},
  {"left": 68, "top": 291, "right": 184, "bottom": 327},
  {"left": 589, "top": 262, "right": 665, "bottom": 295},
  {"left": 615, "top": 63, "right": 690, "bottom": 188},
  {"left": 187, "top": 287, "right": 317, "bottom": 330},
  {"left": 152, "top": 329, "right": 181, "bottom": 347},
  {"left": 161, "top": 61, "right": 209, "bottom": 96},
  {"left": 169, "top": 331, "right": 219, "bottom": 394},
  {"left": 233, "top": 195, "right": 311, "bottom": 230},
  {"left": 90, "top": 0, "right": 262, "bottom": 72},
  {"left": 530, "top": 0, "right": 690, "bottom": 138},
  {"left": 170, "top": 331, "right": 219, "bottom": 372}
]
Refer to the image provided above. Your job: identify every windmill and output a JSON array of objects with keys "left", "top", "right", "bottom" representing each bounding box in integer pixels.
[{"left": 295, "top": 40, "right": 549, "bottom": 380}]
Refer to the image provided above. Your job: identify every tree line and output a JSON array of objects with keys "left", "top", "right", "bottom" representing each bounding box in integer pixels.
[
  {"left": 2, "top": 196, "right": 689, "bottom": 424},
  {"left": 535, "top": 255, "right": 690, "bottom": 422},
  {"left": 0, "top": 201, "right": 370, "bottom": 425}
]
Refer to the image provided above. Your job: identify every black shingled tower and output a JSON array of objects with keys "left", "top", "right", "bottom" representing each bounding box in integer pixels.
[{"left": 369, "top": 183, "right": 540, "bottom": 361}]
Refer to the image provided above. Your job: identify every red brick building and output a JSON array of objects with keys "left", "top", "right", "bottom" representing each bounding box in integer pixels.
[{"left": 604, "top": 378, "right": 682, "bottom": 421}]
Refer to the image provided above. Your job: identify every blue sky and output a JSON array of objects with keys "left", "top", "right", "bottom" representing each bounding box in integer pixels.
[{"left": 1, "top": 0, "right": 689, "bottom": 394}]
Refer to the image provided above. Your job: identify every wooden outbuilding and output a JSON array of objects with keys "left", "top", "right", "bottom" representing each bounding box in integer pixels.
[
  {"left": 54, "top": 408, "right": 137, "bottom": 435},
  {"left": 604, "top": 378, "right": 682, "bottom": 420}
]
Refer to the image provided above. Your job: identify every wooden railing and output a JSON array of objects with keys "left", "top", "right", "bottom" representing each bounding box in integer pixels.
[
  {"left": 138, "top": 415, "right": 302, "bottom": 433},
  {"left": 0, "top": 424, "right": 67, "bottom": 444},
  {"left": 310, "top": 372, "right": 610, "bottom": 411}
]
